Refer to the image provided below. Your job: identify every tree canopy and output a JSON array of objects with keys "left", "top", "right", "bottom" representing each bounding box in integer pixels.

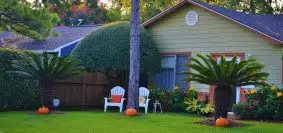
[
  {"left": 201, "top": 0, "right": 283, "bottom": 14},
  {"left": 39, "top": 0, "right": 108, "bottom": 25},
  {"left": 71, "top": 21, "right": 161, "bottom": 74},
  {"left": 106, "top": 0, "right": 283, "bottom": 22},
  {"left": 107, "top": 0, "right": 179, "bottom": 22},
  {"left": 0, "top": 0, "right": 59, "bottom": 40}
]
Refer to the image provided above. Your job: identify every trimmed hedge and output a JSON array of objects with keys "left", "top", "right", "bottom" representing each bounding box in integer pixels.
[
  {"left": 71, "top": 21, "right": 161, "bottom": 74},
  {"left": 0, "top": 48, "right": 40, "bottom": 110}
]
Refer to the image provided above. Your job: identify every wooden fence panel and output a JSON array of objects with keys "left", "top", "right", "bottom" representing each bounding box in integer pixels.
[{"left": 53, "top": 72, "right": 109, "bottom": 108}]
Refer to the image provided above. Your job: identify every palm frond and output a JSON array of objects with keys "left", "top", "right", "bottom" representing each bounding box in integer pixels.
[
  {"left": 186, "top": 54, "right": 269, "bottom": 87},
  {"left": 9, "top": 51, "right": 85, "bottom": 83}
]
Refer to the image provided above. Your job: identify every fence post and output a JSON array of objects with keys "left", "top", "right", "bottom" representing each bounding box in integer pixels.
[{"left": 82, "top": 75, "right": 86, "bottom": 111}]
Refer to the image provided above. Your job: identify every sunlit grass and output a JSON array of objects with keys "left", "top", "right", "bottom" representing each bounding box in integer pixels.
[{"left": 0, "top": 111, "right": 281, "bottom": 133}]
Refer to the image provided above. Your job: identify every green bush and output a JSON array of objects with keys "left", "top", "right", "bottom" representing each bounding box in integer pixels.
[
  {"left": 148, "top": 83, "right": 202, "bottom": 112},
  {"left": 0, "top": 48, "right": 40, "bottom": 110},
  {"left": 187, "top": 87, "right": 198, "bottom": 100},
  {"left": 71, "top": 21, "right": 161, "bottom": 73},
  {"left": 149, "top": 87, "right": 173, "bottom": 111},
  {"left": 245, "top": 84, "right": 283, "bottom": 120},
  {"left": 184, "top": 99, "right": 214, "bottom": 116},
  {"left": 148, "top": 83, "right": 190, "bottom": 112},
  {"left": 232, "top": 104, "right": 250, "bottom": 119}
]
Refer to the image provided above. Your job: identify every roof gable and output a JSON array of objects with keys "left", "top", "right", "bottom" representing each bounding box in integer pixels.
[{"left": 142, "top": 0, "right": 283, "bottom": 45}]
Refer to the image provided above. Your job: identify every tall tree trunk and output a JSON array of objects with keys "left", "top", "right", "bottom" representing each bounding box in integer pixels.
[
  {"left": 127, "top": 0, "right": 140, "bottom": 110},
  {"left": 214, "top": 86, "right": 232, "bottom": 120}
]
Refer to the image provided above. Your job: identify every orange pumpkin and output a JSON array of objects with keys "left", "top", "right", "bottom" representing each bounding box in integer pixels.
[
  {"left": 215, "top": 117, "right": 229, "bottom": 127},
  {"left": 37, "top": 106, "right": 49, "bottom": 115},
  {"left": 125, "top": 108, "right": 137, "bottom": 117}
]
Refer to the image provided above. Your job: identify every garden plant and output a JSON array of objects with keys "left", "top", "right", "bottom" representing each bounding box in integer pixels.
[
  {"left": 10, "top": 52, "right": 84, "bottom": 108},
  {"left": 186, "top": 54, "right": 269, "bottom": 120},
  {"left": 233, "top": 84, "right": 283, "bottom": 120}
]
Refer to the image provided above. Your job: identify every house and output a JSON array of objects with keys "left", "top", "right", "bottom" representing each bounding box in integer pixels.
[
  {"left": 143, "top": 0, "right": 283, "bottom": 104},
  {"left": 0, "top": 25, "right": 98, "bottom": 57}
]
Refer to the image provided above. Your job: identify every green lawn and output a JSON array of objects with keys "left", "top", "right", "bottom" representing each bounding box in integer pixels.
[{"left": 0, "top": 111, "right": 282, "bottom": 133}]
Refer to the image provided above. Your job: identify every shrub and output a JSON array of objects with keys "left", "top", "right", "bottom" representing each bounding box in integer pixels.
[
  {"left": 245, "top": 84, "right": 283, "bottom": 120},
  {"left": 232, "top": 104, "right": 250, "bottom": 119},
  {"left": 72, "top": 21, "right": 161, "bottom": 72},
  {"left": 171, "top": 88, "right": 187, "bottom": 112},
  {"left": 184, "top": 99, "right": 214, "bottom": 116},
  {"left": 187, "top": 87, "right": 198, "bottom": 100},
  {"left": 71, "top": 22, "right": 161, "bottom": 87},
  {"left": 148, "top": 83, "right": 190, "bottom": 112},
  {"left": 149, "top": 87, "right": 173, "bottom": 111},
  {"left": 0, "top": 48, "right": 40, "bottom": 110}
]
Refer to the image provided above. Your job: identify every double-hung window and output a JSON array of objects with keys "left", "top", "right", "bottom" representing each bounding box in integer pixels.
[{"left": 149, "top": 54, "right": 189, "bottom": 91}]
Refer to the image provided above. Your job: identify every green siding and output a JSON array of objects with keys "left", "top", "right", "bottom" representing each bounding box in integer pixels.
[{"left": 147, "top": 5, "right": 282, "bottom": 92}]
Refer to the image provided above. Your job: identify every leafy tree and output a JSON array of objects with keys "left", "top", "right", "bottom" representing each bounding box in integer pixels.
[
  {"left": 71, "top": 22, "right": 161, "bottom": 89},
  {"left": 186, "top": 54, "right": 269, "bottom": 120},
  {"left": 0, "top": 0, "right": 59, "bottom": 40},
  {"left": 10, "top": 52, "right": 84, "bottom": 108},
  {"left": 44, "top": 0, "right": 107, "bottom": 25},
  {"left": 108, "top": 0, "right": 180, "bottom": 22},
  {"left": 201, "top": 0, "right": 283, "bottom": 14}
]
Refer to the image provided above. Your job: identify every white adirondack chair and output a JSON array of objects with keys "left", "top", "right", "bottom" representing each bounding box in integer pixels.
[
  {"left": 104, "top": 86, "right": 126, "bottom": 112},
  {"left": 139, "top": 87, "right": 150, "bottom": 114}
]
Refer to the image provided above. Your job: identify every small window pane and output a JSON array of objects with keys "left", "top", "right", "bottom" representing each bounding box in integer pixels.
[
  {"left": 176, "top": 55, "right": 189, "bottom": 90},
  {"left": 176, "top": 55, "right": 188, "bottom": 73},
  {"left": 161, "top": 56, "right": 176, "bottom": 68}
]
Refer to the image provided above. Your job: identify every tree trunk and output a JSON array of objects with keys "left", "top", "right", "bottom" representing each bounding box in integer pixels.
[
  {"left": 127, "top": 0, "right": 140, "bottom": 110},
  {"left": 214, "top": 86, "right": 232, "bottom": 120},
  {"left": 40, "top": 80, "right": 55, "bottom": 109}
]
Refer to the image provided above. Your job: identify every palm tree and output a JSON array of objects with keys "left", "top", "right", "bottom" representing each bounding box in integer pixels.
[
  {"left": 127, "top": 0, "right": 140, "bottom": 110},
  {"left": 186, "top": 54, "right": 269, "bottom": 120},
  {"left": 10, "top": 51, "right": 84, "bottom": 108}
]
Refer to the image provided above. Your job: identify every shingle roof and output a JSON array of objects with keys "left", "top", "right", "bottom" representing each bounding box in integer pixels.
[
  {"left": 0, "top": 26, "right": 97, "bottom": 50},
  {"left": 142, "top": 0, "right": 283, "bottom": 45}
]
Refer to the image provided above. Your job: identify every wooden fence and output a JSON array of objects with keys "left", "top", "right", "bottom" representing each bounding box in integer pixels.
[{"left": 53, "top": 72, "right": 109, "bottom": 109}]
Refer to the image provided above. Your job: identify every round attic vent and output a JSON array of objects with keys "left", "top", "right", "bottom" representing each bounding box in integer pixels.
[{"left": 186, "top": 11, "right": 198, "bottom": 26}]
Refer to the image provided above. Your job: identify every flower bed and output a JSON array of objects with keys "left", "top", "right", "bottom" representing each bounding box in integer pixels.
[{"left": 232, "top": 84, "right": 283, "bottom": 121}]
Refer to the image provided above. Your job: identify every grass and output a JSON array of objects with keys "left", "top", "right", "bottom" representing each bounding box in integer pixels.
[{"left": 0, "top": 111, "right": 282, "bottom": 133}]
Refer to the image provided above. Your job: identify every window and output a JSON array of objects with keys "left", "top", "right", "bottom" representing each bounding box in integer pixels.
[{"left": 150, "top": 54, "right": 189, "bottom": 91}]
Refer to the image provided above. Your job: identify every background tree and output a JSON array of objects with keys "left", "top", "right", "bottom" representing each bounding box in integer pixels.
[
  {"left": 71, "top": 22, "right": 161, "bottom": 92},
  {"left": 10, "top": 52, "right": 84, "bottom": 108},
  {"left": 107, "top": 0, "right": 180, "bottom": 22},
  {"left": 106, "top": 0, "right": 283, "bottom": 22},
  {"left": 43, "top": 0, "right": 107, "bottom": 25},
  {"left": 201, "top": 0, "right": 283, "bottom": 14},
  {"left": 186, "top": 54, "right": 269, "bottom": 120},
  {"left": 0, "top": 0, "right": 59, "bottom": 40}
]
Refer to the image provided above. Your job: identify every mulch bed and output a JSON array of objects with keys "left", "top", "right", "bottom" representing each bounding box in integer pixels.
[
  {"left": 193, "top": 119, "right": 248, "bottom": 128},
  {"left": 27, "top": 110, "right": 65, "bottom": 115}
]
